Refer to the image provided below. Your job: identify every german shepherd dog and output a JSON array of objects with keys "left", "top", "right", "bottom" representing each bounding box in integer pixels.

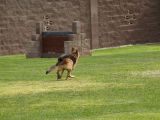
[{"left": 46, "top": 48, "right": 80, "bottom": 80}]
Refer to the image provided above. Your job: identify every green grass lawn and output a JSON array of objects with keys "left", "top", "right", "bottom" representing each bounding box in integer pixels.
[{"left": 0, "top": 44, "right": 160, "bottom": 120}]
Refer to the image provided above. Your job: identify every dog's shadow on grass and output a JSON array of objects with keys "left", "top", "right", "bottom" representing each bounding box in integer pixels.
[{"left": 45, "top": 78, "right": 75, "bottom": 82}]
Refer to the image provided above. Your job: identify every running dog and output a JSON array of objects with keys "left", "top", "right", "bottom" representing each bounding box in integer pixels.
[{"left": 46, "top": 48, "right": 80, "bottom": 80}]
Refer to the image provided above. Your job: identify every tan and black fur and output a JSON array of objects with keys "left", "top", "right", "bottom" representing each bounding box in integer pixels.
[{"left": 46, "top": 48, "right": 80, "bottom": 80}]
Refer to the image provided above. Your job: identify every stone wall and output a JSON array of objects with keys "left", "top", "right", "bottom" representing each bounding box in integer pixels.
[
  {"left": 98, "top": 0, "right": 160, "bottom": 47},
  {"left": 0, "top": 0, "right": 160, "bottom": 56},
  {"left": 0, "top": 0, "right": 91, "bottom": 56}
]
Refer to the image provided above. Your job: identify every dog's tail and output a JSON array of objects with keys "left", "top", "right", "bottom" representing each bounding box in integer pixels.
[
  {"left": 46, "top": 60, "right": 62, "bottom": 75},
  {"left": 46, "top": 64, "right": 57, "bottom": 75}
]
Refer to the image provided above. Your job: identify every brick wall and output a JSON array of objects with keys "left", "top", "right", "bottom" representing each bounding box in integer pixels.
[{"left": 98, "top": 0, "right": 160, "bottom": 48}]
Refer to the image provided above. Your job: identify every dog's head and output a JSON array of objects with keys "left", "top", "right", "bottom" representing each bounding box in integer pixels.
[{"left": 71, "top": 48, "right": 80, "bottom": 58}]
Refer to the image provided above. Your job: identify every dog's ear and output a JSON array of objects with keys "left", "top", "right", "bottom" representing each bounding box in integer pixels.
[
  {"left": 72, "top": 47, "right": 75, "bottom": 52},
  {"left": 76, "top": 49, "right": 79, "bottom": 55}
]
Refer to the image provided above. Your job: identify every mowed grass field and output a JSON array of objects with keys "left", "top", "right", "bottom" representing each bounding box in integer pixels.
[{"left": 0, "top": 44, "right": 160, "bottom": 120}]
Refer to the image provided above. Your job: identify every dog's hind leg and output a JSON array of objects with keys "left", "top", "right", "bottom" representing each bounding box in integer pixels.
[
  {"left": 65, "top": 70, "right": 71, "bottom": 80},
  {"left": 57, "top": 70, "right": 61, "bottom": 80},
  {"left": 69, "top": 75, "right": 75, "bottom": 78},
  {"left": 68, "top": 71, "right": 75, "bottom": 78},
  {"left": 60, "top": 69, "right": 64, "bottom": 78}
]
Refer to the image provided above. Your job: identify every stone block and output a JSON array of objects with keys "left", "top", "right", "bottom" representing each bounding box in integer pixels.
[
  {"left": 32, "top": 34, "right": 40, "bottom": 41},
  {"left": 41, "top": 52, "right": 63, "bottom": 58},
  {"left": 68, "top": 34, "right": 77, "bottom": 41},
  {"left": 81, "top": 48, "right": 92, "bottom": 56},
  {"left": 80, "top": 33, "right": 86, "bottom": 41},
  {"left": 36, "top": 22, "right": 43, "bottom": 34},
  {"left": 72, "top": 21, "right": 81, "bottom": 34},
  {"left": 26, "top": 41, "right": 40, "bottom": 48},
  {"left": 81, "top": 23, "right": 85, "bottom": 33},
  {"left": 82, "top": 39, "right": 91, "bottom": 49},
  {"left": 68, "top": 34, "right": 77, "bottom": 47},
  {"left": 81, "top": 38, "right": 91, "bottom": 56},
  {"left": 76, "top": 34, "right": 82, "bottom": 47},
  {"left": 26, "top": 53, "right": 41, "bottom": 58},
  {"left": 26, "top": 40, "right": 41, "bottom": 58},
  {"left": 27, "top": 47, "right": 40, "bottom": 53},
  {"left": 64, "top": 41, "right": 73, "bottom": 54}
]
